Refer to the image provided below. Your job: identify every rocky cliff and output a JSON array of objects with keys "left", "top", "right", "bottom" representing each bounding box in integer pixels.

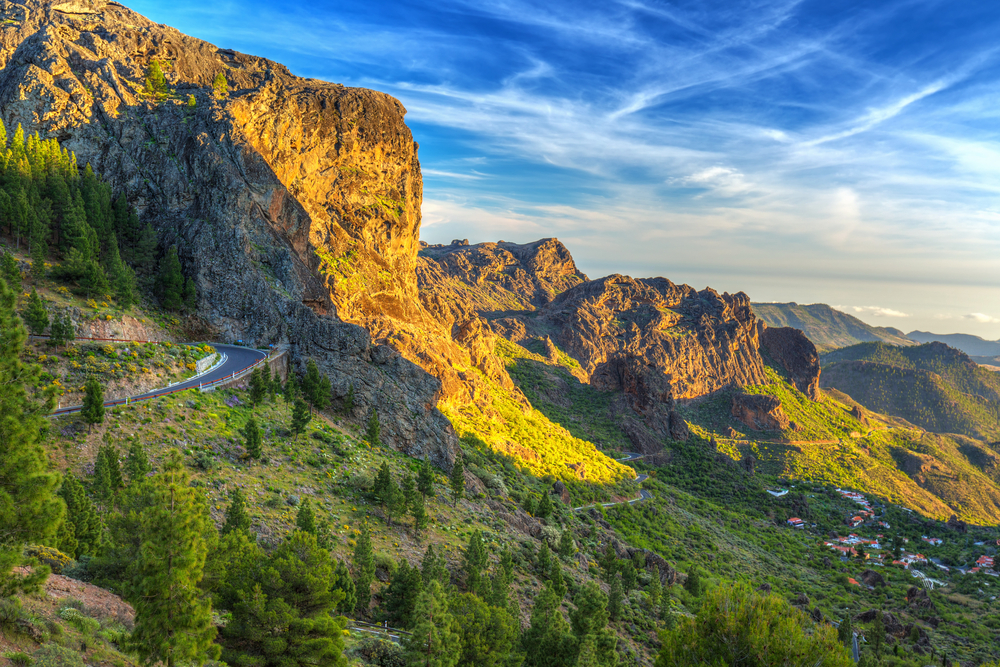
[
  {"left": 418, "top": 243, "right": 775, "bottom": 453},
  {"left": 0, "top": 0, "right": 456, "bottom": 464}
]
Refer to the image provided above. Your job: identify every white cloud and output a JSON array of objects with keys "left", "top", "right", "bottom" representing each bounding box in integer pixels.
[
  {"left": 966, "top": 313, "right": 1000, "bottom": 324},
  {"left": 848, "top": 306, "right": 911, "bottom": 318},
  {"left": 675, "top": 167, "right": 754, "bottom": 197}
]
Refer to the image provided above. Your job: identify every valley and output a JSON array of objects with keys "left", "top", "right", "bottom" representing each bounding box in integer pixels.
[{"left": 0, "top": 3, "right": 997, "bottom": 667}]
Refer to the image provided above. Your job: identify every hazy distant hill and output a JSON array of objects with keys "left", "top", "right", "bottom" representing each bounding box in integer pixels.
[
  {"left": 908, "top": 330, "right": 1000, "bottom": 357},
  {"left": 752, "top": 302, "right": 915, "bottom": 352},
  {"left": 821, "top": 342, "right": 1000, "bottom": 441}
]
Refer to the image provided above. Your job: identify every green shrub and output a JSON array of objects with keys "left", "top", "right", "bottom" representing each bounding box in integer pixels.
[
  {"left": 32, "top": 644, "right": 86, "bottom": 667},
  {"left": 374, "top": 552, "right": 398, "bottom": 577},
  {"left": 356, "top": 637, "right": 404, "bottom": 667},
  {"left": 4, "top": 652, "right": 33, "bottom": 666},
  {"left": 58, "top": 608, "right": 99, "bottom": 634},
  {"left": 25, "top": 545, "right": 73, "bottom": 574}
]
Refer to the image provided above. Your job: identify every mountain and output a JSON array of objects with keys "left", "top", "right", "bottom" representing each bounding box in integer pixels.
[
  {"left": 820, "top": 342, "right": 1000, "bottom": 441},
  {"left": 907, "top": 330, "right": 1000, "bottom": 357},
  {"left": 6, "top": 3, "right": 1000, "bottom": 664},
  {"left": 752, "top": 302, "right": 915, "bottom": 352}
]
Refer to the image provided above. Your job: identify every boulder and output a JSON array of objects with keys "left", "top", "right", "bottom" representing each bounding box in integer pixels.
[
  {"left": 946, "top": 514, "right": 968, "bottom": 533},
  {"left": 760, "top": 326, "right": 821, "bottom": 400},
  {"left": 731, "top": 394, "right": 790, "bottom": 431},
  {"left": 755, "top": 582, "right": 772, "bottom": 594},
  {"left": 793, "top": 592, "right": 810, "bottom": 606},
  {"left": 850, "top": 404, "right": 870, "bottom": 426},
  {"left": 859, "top": 569, "right": 886, "bottom": 588}
]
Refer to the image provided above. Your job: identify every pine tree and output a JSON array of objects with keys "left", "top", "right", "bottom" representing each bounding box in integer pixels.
[
  {"left": 372, "top": 463, "right": 392, "bottom": 507},
  {"left": 23, "top": 289, "right": 48, "bottom": 335},
  {"left": 222, "top": 488, "right": 252, "bottom": 535},
  {"left": 621, "top": 560, "right": 637, "bottom": 593},
  {"left": 599, "top": 543, "right": 618, "bottom": 582},
  {"left": 332, "top": 558, "right": 356, "bottom": 615},
  {"left": 536, "top": 491, "right": 553, "bottom": 520},
  {"left": 421, "top": 544, "right": 449, "bottom": 588},
  {"left": 296, "top": 499, "right": 316, "bottom": 534},
  {"left": 537, "top": 541, "right": 552, "bottom": 577},
  {"left": 243, "top": 415, "right": 263, "bottom": 460},
  {"left": 607, "top": 576, "right": 623, "bottom": 623},
  {"left": 303, "top": 359, "right": 321, "bottom": 413},
  {"left": 684, "top": 567, "right": 702, "bottom": 598},
  {"left": 248, "top": 367, "right": 267, "bottom": 406},
  {"left": 290, "top": 398, "right": 311, "bottom": 440},
  {"left": 187, "top": 94, "right": 197, "bottom": 109},
  {"left": 48, "top": 314, "right": 75, "bottom": 347},
  {"left": 491, "top": 549, "right": 514, "bottom": 610},
  {"left": 132, "top": 450, "right": 220, "bottom": 667},
  {"left": 570, "top": 582, "right": 617, "bottom": 667},
  {"left": 59, "top": 472, "right": 102, "bottom": 559},
  {"left": 1, "top": 253, "right": 20, "bottom": 290},
  {"left": 343, "top": 383, "right": 355, "bottom": 416},
  {"left": 94, "top": 443, "right": 124, "bottom": 502},
  {"left": 558, "top": 528, "right": 575, "bottom": 559},
  {"left": 353, "top": 524, "right": 375, "bottom": 614},
  {"left": 411, "top": 491, "right": 428, "bottom": 537},
  {"left": 450, "top": 592, "right": 518, "bottom": 667},
  {"left": 212, "top": 72, "right": 228, "bottom": 97},
  {"left": 366, "top": 407, "right": 380, "bottom": 446},
  {"left": 284, "top": 373, "right": 300, "bottom": 402},
  {"left": 384, "top": 558, "right": 423, "bottom": 629},
  {"left": 521, "top": 582, "right": 573, "bottom": 667},
  {"left": 125, "top": 439, "right": 152, "bottom": 484},
  {"left": 418, "top": 457, "right": 436, "bottom": 498},
  {"left": 221, "top": 531, "right": 347, "bottom": 667},
  {"left": 401, "top": 473, "right": 416, "bottom": 512},
  {"left": 383, "top": 476, "right": 405, "bottom": 527},
  {"left": 870, "top": 610, "right": 885, "bottom": 660},
  {"left": 403, "top": 580, "right": 460, "bottom": 667},
  {"left": 647, "top": 571, "right": 662, "bottom": 614},
  {"left": 450, "top": 457, "right": 465, "bottom": 506},
  {"left": 550, "top": 562, "right": 567, "bottom": 601},
  {"left": 82, "top": 377, "right": 105, "bottom": 434},
  {"left": 144, "top": 60, "right": 169, "bottom": 97},
  {"left": 159, "top": 246, "right": 184, "bottom": 310},
  {"left": 837, "top": 613, "right": 853, "bottom": 647},
  {"left": 183, "top": 277, "right": 197, "bottom": 312},
  {"left": 463, "top": 530, "right": 489, "bottom": 597}
]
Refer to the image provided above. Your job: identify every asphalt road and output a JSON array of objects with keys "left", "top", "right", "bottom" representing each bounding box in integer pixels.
[
  {"left": 572, "top": 454, "right": 651, "bottom": 511},
  {"left": 53, "top": 343, "right": 267, "bottom": 416}
]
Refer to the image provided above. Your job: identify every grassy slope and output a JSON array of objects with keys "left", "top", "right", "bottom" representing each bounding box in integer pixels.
[
  {"left": 821, "top": 342, "right": 1000, "bottom": 441},
  {"left": 752, "top": 302, "right": 914, "bottom": 352},
  {"left": 675, "top": 358, "right": 1000, "bottom": 524}
]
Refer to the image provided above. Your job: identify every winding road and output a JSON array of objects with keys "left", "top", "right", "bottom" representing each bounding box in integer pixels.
[
  {"left": 573, "top": 452, "right": 652, "bottom": 511},
  {"left": 52, "top": 342, "right": 267, "bottom": 417}
]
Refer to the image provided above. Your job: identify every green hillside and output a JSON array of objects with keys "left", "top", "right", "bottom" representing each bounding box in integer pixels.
[
  {"left": 820, "top": 342, "right": 1000, "bottom": 441},
  {"left": 752, "top": 302, "right": 914, "bottom": 352}
]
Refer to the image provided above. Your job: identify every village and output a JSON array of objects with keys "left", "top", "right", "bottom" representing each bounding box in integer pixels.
[{"left": 782, "top": 487, "right": 998, "bottom": 580}]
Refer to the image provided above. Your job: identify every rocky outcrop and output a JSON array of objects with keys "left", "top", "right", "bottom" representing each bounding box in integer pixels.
[
  {"left": 418, "top": 238, "right": 587, "bottom": 316},
  {"left": 760, "top": 326, "right": 820, "bottom": 399},
  {"left": 418, "top": 258, "right": 771, "bottom": 453},
  {"left": 0, "top": 0, "right": 456, "bottom": 466},
  {"left": 731, "top": 394, "right": 790, "bottom": 431}
]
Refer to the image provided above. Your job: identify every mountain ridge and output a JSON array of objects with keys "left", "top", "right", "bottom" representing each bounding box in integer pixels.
[{"left": 752, "top": 302, "right": 915, "bottom": 352}]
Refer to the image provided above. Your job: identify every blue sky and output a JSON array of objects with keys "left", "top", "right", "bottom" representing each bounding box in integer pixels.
[{"left": 131, "top": 0, "right": 1000, "bottom": 339}]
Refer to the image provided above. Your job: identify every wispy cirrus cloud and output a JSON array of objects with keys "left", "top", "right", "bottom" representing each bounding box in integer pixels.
[
  {"left": 966, "top": 313, "right": 1000, "bottom": 324},
  {"left": 128, "top": 0, "right": 1000, "bottom": 337},
  {"left": 835, "top": 306, "right": 912, "bottom": 318}
]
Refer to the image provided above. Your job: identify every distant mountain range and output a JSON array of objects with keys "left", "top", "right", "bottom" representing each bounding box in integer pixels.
[
  {"left": 820, "top": 342, "right": 1000, "bottom": 441},
  {"left": 907, "top": 331, "right": 1000, "bottom": 358},
  {"left": 751, "top": 302, "right": 915, "bottom": 352}
]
